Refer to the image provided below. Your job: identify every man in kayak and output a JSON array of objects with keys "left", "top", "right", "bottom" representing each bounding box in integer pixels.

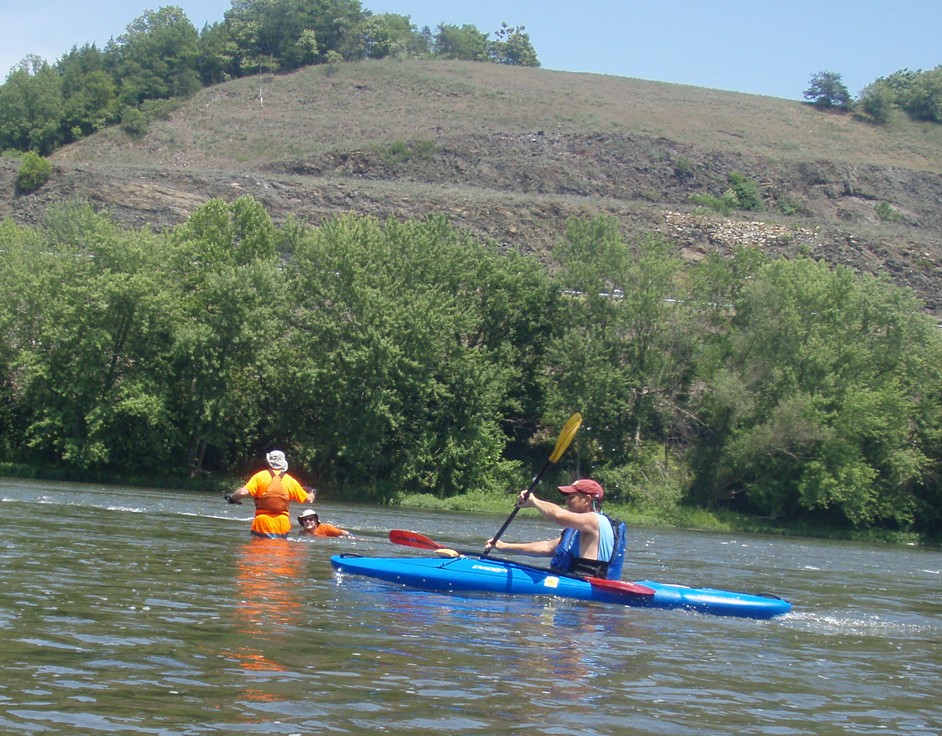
[
  {"left": 225, "top": 450, "right": 316, "bottom": 539},
  {"left": 297, "top": 509, "right": 354, "bottom": 538},
  {"left": 484, "top": 478, "right": 626, "bottom": 580}
]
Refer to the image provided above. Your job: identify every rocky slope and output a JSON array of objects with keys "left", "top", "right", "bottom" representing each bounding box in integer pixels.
[{"left": 2, "top": 59, "right": 941, "bottom": 312}]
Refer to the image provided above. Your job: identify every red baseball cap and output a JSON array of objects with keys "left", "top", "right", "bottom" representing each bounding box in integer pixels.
[{"left": 558, "top": 478, "right": 604, "bottom": 500}]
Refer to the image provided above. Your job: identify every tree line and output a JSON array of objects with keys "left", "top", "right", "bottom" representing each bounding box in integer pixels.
[
  {"left": 1, "top": 199, "right": 940, "bottom": 536},
  {"left": 805, "top": 67, "right": 942, "bottom": 124},
  {"left": 0, "top": 0, "right": 538, "bottom": 155}
]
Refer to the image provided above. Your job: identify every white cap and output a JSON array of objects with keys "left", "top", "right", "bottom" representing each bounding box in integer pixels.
[{"left": 266, "top": 450, "right": 288, "bottom": 472}]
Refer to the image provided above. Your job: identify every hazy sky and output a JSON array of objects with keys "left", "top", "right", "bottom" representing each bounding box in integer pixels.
[{"left": 2, "top": 0, "right": 939, "bottom": 100}]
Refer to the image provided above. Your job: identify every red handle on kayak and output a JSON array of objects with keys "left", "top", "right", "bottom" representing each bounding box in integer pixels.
[{"left": 586, "top": 577, "right": 655, "bottom": 597}]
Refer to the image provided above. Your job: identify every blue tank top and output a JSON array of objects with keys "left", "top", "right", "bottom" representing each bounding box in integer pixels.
[
  {"left": 597, "top": 513, "right": 614, "bottom": 560},
  {"left": 550, "top": 512, "right": 615, "bottom": 576}
]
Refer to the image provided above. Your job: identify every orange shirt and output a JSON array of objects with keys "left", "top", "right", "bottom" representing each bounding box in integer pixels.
[
  {"left": 312, "top": 523, "right": 347, "bottom": 537},
  {"left": 244, "top": 470, "right": 309, "bottom": 536}
]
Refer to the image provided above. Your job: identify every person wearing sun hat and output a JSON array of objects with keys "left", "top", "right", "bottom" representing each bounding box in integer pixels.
[
  {"left": 297, "top": 509, "right": 354, "bottom": 538},
  {"left": 225, "top": 450, "right": 316, "bottom": 538},
  {"left": 484, "top": 478, "right": 627, "bottom": 580}
]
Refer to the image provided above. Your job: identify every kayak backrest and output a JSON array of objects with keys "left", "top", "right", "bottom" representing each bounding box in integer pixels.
[{"left": 605, "top": 516, "right": 628, "bottom": 580}]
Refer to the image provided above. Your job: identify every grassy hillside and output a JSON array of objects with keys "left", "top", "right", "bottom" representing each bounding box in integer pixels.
[{"left": 3, "top": 58, "right": 942, "bottom": 310}]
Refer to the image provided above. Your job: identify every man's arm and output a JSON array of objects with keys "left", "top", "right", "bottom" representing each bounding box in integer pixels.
[
  {"left": 225, "top": 486, "right": 250, "bottom": 504},
  {"left": 525, "top": 493, "right": 598, "bottom": 533},
  {"left": 485, "top": 538, "right": 558, "bottom": 556}
]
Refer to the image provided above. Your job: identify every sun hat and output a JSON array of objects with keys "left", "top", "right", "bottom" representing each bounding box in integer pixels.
[
  {"left": 298, "top": 509, "right": 319, "bottom": 523},
  {"left": 558, "top": 478, "right": 604, "bottom": 500},
  {"left": 266, "top": 450, "right": 288, "bottom": 472}
]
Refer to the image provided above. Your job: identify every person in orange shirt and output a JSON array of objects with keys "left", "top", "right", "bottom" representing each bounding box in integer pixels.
[
  {"left": 297, "top": 509, "right": 354, "bottom": 538},
  {"left": 225, "top": 450, "right": 316, "bottom": 538}
]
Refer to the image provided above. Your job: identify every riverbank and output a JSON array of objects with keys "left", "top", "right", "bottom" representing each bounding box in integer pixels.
[
  {"left": 1, "top": 462, "right": 934, "bottom": 546},
  {"left": 391, "top": 489, "right": 934, "bottom": 547}
]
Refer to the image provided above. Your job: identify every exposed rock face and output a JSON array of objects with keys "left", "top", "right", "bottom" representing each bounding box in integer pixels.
[
  {"left": 1, "top": 61, "right": 940, "bottom": 313},
  {"left": 662, "top": 211, "right": 819, "bottom": 249}
]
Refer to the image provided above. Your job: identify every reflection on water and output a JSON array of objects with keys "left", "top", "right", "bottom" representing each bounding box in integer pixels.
[
  {"left": 229, "top": 537, "right": 306, "bottom": 704},
  {"left": 0, "top": 477, "right": 939, "bottom": 735}
]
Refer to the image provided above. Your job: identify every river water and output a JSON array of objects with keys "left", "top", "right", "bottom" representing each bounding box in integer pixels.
[{"left": 0, "top": 477, "right": 938, "bottom": 735}]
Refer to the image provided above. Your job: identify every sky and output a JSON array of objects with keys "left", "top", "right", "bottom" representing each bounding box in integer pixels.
[{"left": 1, "top": 0, "right": 939, "bottom": 101}]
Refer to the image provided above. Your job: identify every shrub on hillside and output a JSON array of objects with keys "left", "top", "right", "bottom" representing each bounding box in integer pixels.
[
  {"left": 726, "top": 171, "right": 764, "bottom": 211},
  {"left": 858, "top": 81, "right": 894, "bottom": 124},
  {"left": 690, "top": 192, "right": 737, "bottom": 215},
  {"left": 15, "top": 152, "right": 52, "bottom": 194},
  {"left": 120, "top": 107, "right": 149, "bottom": 138},
  {"left": 875, "top": 201, "right": 901, "bottom": 222},
  {"left": 690, "top": 171, "right": 764, "bottom": 214},
  {"left": 382, "top": 139, "right": 437, "bottom": 165},
  {"left": 673, "top": 155, "right": 694, "bottom": 181}
]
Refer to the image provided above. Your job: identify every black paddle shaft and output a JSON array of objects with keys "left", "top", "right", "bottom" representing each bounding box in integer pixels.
[{"left": 483, "top": 458, "right": 551, "bottom": 555}]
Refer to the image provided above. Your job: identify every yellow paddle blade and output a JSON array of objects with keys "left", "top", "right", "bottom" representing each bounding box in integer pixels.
[{"left": 548, "top": 412, "right": 582, "bottom": 463}]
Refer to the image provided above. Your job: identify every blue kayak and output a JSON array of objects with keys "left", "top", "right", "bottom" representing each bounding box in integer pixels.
[{"left": 330, "top": 553, "right": 792, "bottom": 619}]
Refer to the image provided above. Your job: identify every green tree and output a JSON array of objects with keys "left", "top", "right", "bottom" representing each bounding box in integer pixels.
[
  {"left": 0, "top": 56, "right": 64, "bottom": 153},
  {"left": 222, "top": 0, "right": 364, "bottom": 73},
  {"left": 111, "top": 6, "right": 202, "bottom": 106},
  {"left": 689, "top": 256, "right": 942, "bottom": 529},
  {"left": 343, "top": 13, "right": 424, "bottom": 60},
  {"left": 282, "top": 214, "right": 549, "bottom": 497},
  {"left": 195, "top": 22, "right": 233, "bottom": 85},
  {"left": 434, "top": 23, "right": 489, "bottom": 61},
  {"left": 10, "top": 203, "right": 179, "bottom": 472},
  {"left": 549, "top": 216, "right": 695, "bottom": 504},
  {"left": 857, "top": 80, "right": 895, "bottom": 124},
  {"left": 880, "top": 68, "right": 920, "bottom": 97},
  {"left": 804, "top": 70, "right": 852, "bottom": 111},
  {"left": 902, "top": 66, "right": 942, "bottom": 123},
  {"left": 871, "top": 67, "right": 942, "bottom": 123},
  {"left": 57, "top": 44, "right": 120, "bottom": 140},
  {"left": 0, "top": 218, "right": 46, "bottom": 460},
  {"left": 490, "top": 23, "right": 539, "bottom": 67},
  {"left": 167, "top": 196, "right": 282, "bottom": 476}
]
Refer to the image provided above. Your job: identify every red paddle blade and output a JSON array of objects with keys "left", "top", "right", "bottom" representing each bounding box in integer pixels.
[
  {"left": 587, "top": 578, "right": 656, "bottom": 597},
  {"left": 389, "top": 529, "right": 442, "bottom": 550}
]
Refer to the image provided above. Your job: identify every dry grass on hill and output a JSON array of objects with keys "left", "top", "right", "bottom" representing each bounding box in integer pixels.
[{"left": 3, "top": 59, "right": 942, "bottom": 311}]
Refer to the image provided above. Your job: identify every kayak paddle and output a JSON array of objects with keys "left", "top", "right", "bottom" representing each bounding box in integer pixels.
[
  {"left": 388, "top": 528, "right": 443, "bottom": 550},
  {"left": 388, "top": 529, "right": 480, "bottom": 557},
  {"left": 483, "top": 412, "right": 583, "bottom": 556},
  {"left": 388, "top": 528, "right": 655, "bottom": 598}
]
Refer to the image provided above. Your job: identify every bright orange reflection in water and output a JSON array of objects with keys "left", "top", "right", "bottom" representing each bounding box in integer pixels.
[{"left": 230, "top": 536, "right": 305, "bottom": 703}]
